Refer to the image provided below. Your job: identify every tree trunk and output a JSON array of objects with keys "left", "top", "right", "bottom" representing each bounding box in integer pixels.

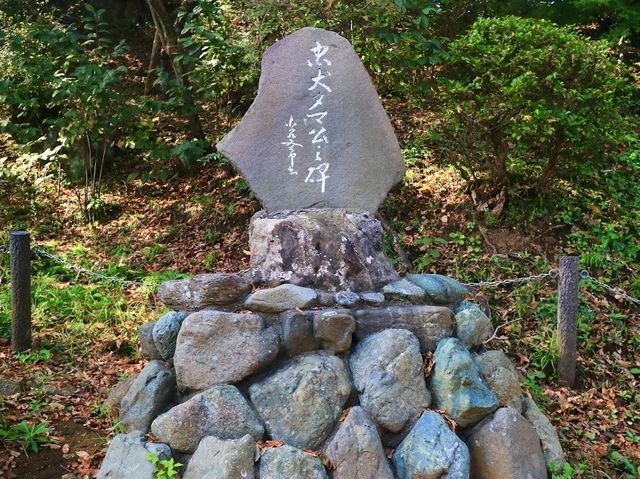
[
  {"left": 144, "top": 28, "right": 162, "bottom": 94},
  {"left": 145, "top": 0, "right": 207, "bottom": 142}
]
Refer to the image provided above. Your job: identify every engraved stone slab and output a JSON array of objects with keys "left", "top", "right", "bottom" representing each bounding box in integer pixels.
[{"left": 217, "top": 27, "right": 404, "bottom": 212}]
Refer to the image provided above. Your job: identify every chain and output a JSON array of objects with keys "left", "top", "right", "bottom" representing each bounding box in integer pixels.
[
  {"left": 31, "top": 246, "right": 159, "bottom": 287},
  {"left": 464, "top": 269, "right": 558, "bottom": 288},
  {"left": 0, "top": 244, "right": 7, "bottom": 254},
  {"left": 580, "top": 270, "right": 640, "bottom": 306}
]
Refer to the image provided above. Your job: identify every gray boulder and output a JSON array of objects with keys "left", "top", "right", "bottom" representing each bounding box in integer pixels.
[
  {"left": 335, "top": 290, "right": 361, "bottom": 307},
  {"left": 244, "top": 284, "right": 317, "bottom": 313},
  {"left": 259, "top": 445, "right": 328, "bottom": 479},
  {"left": 249, "top": 354, "right": 352, "bottom": 449},
  {"left": 151, "top": 385, "right": 264, "bottom": 453},
  {"left": 249, "top": 210, "right": 399, "bottom": 292},
  {"left": 97, "top": 431, "right": 171, "bottom": 479},
  {"left": 454, "top": 307, "right": 493, "bottom": 348},
  {"left": 282, "top": 310, "right": 319, "bottom": 356},
  {"left": 152, "top": 311, "right": 189, "bottom": 360},
  {"left": 360, "top": 291, "right": 385, "bottom": 305},
  {"left": 138, "top": 322, "right": 161, "bottom": 360},
  {"left": 430, "top": 338, "right": 497, "bottom": 428},
  {"left": 182, "top": 435, "right": 257, "bottom": 479},
  {"left": 158, "top": 273, "right": 251, "bottom": 311},
  {"left": 120, "top": 360, "right": 175, "bottom": 433},
  {"left": 392, "top": 411, "right": 470, "bottom": 479},
  {"left": 0, "top": 376, "right": 22, "bottom": 396},
  {"left": 324, "top": 406, "right": 394, "bottom": 479},
  {"left": 173, "top": 310, "right": 279, "bottom": 391},
  {"left": 523, "top": 397, "right": 566, "bottom": 473},
  {"left": 406, "top": 274, "right": 468, "bottom": 304},
  {"left": 467, "top": 407, "right": 547, "bottom": 479},
  {"left": 353, "top": 305, "right": 453, "bottom": 351},
  {"left": 216, "top": 27, "right": 404, "bottom": 213},
  {"left": 475, "top": 350, "right": 524, "bottom": 412},
  {"left": 381, "top": 278, "right": 426, "bottom": 303},
  {"left": 103, "top": 374, "right": 138, "bottom": 413},
  {"left": 350, "top": 329, "right": 430, "bottom": 432},
  {"left": 313, "top": 310, "right": 355, "bottom": 353}
]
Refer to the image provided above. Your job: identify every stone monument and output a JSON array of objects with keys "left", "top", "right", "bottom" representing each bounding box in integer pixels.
[{"left": 98, "top": 27, "right": 565, "bottom": 479}]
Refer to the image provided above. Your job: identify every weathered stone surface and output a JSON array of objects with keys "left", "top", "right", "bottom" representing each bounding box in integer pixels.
[
  {"left": 158, "top": 273, "right": 251, "bottom": 310},
  {"left": 407, "top": 274, "right": 468, "bottom": 304},
  {"left": 103, "top": 374, "right": 138, "bottom": 413},
  {"left": 317, "top": 291, "right": 336, "bottom": 306},
  {"left": 430, "top": 338, "right": 497, "bottom": 428},
  {"left": 260, "top": 445, "right": 328, "bottom": 479},
  {"left": 153, "top": 311, "right": 189, "bottom": 360},
  {"left": 324, "top": 406, "right": 394, "bottom": 479},
  {"left": 151, "top": 385, "right": 264, "bottom": 453},
  {"left": 174, "top": 310, "right": 279, "bottom": 391},
  {"left": 392, "top": 411, "right": 470, "bottom": 479},
  {"left": 454, "top": 307, "right": 493, "bottom": 348},
  {"left": 350, "top": 329, "right": 430, "bottom": 432},
  {"left": 523, "top": 397, "right": 567, "bottom": 473},
  {"left": 313, "top": 310, "right": 355, "bottom": 352},
  {"left": 217, "top": 27, "right": 404, "bottom": 213},
  {"left": 182, "top": 435, "right": 257, "bottom": 479},
  {"left": 335, "top": 290, "right": 361, "bottom": 307},
  {"left": 249, "top": 210, "right": 399, "bottom": 291},
  {"left": 353, "top": 305, "right": 453, "bottom": 351},
  {"left": 138, "top": 322, "right": 161, "bottom": 360},
  {"left": 244, "top": 283, "right": 317, "bottom": 313},
  {"left": 249, "top": 354, "right": 351, "bottom": 449},
  {"left": 360, "top": 291, "right": 385, "bottom": 305},
  {"left": 0, "top": 376, "right": 22, "bottom": 396},
  {"left": 97, "top": 431, "right": 171, "bottom": 479},
  {"left": 467, "top": 407, "right": 547, "bottom": 479},
  {"left": 282, "top": 310, "right": 319, "bottom": 356},
  {"left": 476, "top": 350, "right": 523, "bottom": 412},
  {"left": 382, "top": 278, "right": 426, "bottom": 303},
  {"left": 120, "top": 361, "right": 176, "bottom": 433}
]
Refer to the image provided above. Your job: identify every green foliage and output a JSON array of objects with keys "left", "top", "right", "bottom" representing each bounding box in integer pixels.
[
  {"left": 0, "top": 420, "right": 52, "bottom": 452},
  {"left": 431, "top": 16, "right": 633, "bottom": 200},
  {"left": 146, "top": 452, "right": 182, "bottom": 479}
]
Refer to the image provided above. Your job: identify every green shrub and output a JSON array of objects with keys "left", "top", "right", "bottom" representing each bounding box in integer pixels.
[{"left": 431, "top": 16, "right": 633, "bottom": 204}]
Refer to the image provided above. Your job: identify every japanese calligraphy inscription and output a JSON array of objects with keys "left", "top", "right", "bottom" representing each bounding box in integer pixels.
[{"left": 217, "top": 27, "right": 404, "bottom": 212}]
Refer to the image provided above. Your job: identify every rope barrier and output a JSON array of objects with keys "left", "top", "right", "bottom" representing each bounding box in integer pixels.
[{"left": 0, "top": 243, "right": 638, "bottom": 306}]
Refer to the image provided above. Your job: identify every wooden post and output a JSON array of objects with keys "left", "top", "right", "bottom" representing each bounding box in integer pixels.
[
  {"left": 557, "top": 255, "right": 579, "bottom": 387},
  {"left": 10, "top": 231, "right": 31, "bottom": 353}
]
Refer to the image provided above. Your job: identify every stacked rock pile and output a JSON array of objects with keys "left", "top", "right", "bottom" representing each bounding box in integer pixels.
[{"left": 98, "top": 272, "right": 566, "bottom": 479}]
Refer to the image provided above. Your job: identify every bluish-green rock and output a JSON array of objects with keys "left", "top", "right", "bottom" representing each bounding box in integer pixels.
[
  {"left": 153, "top": 311, "right": 189, "bottom": 360},
  {"left": 392, "top": 410, "right": 470, "bottom": 479},
  {"left": 430, "top": 338, "right": 498, "bottom": 427},
  {"left": 454, "top": 307, "right": 493, "bottom": 348},
  {"left": 406, "top": 274, "right": 468, "bottom": 304}
]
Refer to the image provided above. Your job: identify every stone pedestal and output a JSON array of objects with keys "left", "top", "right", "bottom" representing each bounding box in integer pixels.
[{"left": 249, "top": 209, "right": 399, "bottom": 292}]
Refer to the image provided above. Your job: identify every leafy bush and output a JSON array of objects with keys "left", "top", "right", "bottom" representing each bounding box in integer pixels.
[{"left": 431, "top": 16, "right": 633, "bottom": 205}]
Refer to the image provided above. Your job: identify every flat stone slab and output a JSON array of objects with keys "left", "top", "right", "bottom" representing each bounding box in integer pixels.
[
  {"left": 352, "top": 305, "right": 453, "bottom": 351},
  {"left": 217, "top": 27, "right": 404, "bottom": 212},
  {"left": 244, "top": 283, "right": 317, "bottom": 313},
  {"left": 158, "top": 273, "right": 251, "bottom": 310}
]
